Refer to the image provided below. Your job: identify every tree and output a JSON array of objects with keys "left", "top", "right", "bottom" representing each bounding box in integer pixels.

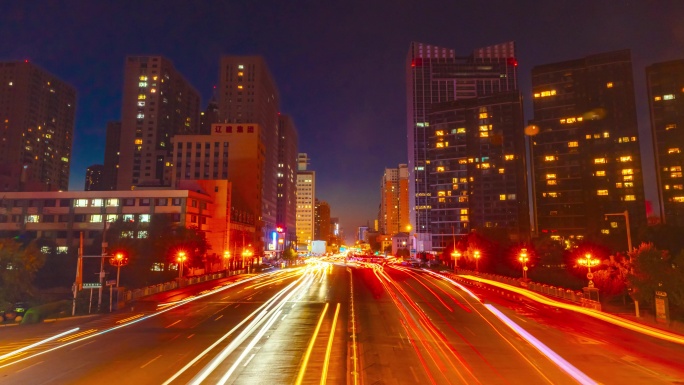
[
  {"left": 628, "top": 243, "right": 684, "bottom": 316},
  {"left": 0, "top": 239, "right": 45, "bottom": 304},
  {"left": 282, "top": 247, "right": 297, "bottom": 266}
]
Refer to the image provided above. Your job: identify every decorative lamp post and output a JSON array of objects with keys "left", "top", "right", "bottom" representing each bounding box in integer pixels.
[
  {"left": 223, "top": 250, "right": 231, "bottom": 271},
  {"left": 473, "top": 250, "right": 481, "bottom": 272},
  {"left": 177, "top": 251, "right": 187, "bottom": 279},
  {"left": 578, "top": 253, "right": 600, "bottom": 287},
  {"left": 451, "top": 250, "right": 461, "bottom": 270},
  {"left": 519, "top": 248, "right": 529, "bottom": 280}
]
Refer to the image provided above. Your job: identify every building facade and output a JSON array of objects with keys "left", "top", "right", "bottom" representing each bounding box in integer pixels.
[
  {"left": 428, "top": 92, "right": 529, "bottom": 251},
  {"left": 0, "top": 61, "right": 76, "bottom": 192},
  {"left": 116, "top": 56, "right": 201, "bottom": 190},
  {"left": 314, "top": 199, "right": 331, "bottom": 241},
  {"left": 296, "top": 153, "right": 315, "bottom": 251},
  {"left": 218, "top": 56, "right": 280, "bottom": 246},
  {"left": 277, "top": 115, "right": 298, "bottom": 249},
  {"left": 406, "top": 41, "right": 518, "bottom": 253},
  {"left": 530, "top": 50, "right": 645, "bottom": 241},
  {"left": 380, "top": 164, "right": 409, "bottom": 235},
  {"left": 646, "top": 59, "right": 684, "bottom": 225}
]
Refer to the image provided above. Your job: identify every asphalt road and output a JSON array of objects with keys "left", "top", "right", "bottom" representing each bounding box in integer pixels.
[{"left": 1, "top": 260, "right": 683, "bottom": 384}]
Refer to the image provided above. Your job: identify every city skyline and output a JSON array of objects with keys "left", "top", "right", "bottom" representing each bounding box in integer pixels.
[{"left": 2, "top": 2, "right": 684, "bottom": 238}]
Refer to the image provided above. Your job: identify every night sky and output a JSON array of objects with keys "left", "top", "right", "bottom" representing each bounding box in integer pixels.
[{"left": 2, "top": 1, "right": 683, "bottom": 242}]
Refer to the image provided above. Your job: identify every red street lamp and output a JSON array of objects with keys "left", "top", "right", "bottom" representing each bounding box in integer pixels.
[
  {"left": 519, "top": 248, "right": 529, "bottom": 280},
  {"left": 451, "top": 250, "right": 461, "bottom": 270},
  {"left": 177, "top": 251, "right": 187, "bottom": 279},
  {"left": 578, "top": 253, "right": 600, "bottom": 287},
  {"left": 473, "top": 250, "right": 481, "bottom": 272}
]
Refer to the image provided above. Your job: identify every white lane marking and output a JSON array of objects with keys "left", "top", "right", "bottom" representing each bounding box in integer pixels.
[
  {"left": 70, "top": 340, "right": 97, "bottom": 351},
  {"left": 16, "top": 360, "right": 43, "bottom": 373},
  {"left": 140, "top": 354, "right": 162, "bottom": 369},
  {"left": 243, "top": 353, "right": 256, "bottom": 367},
  {"left": 165, "top": 320, "right": 181, "bottom": 328}
]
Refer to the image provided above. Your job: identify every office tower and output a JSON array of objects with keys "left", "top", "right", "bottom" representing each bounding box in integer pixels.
[
  {"left": 0, "top": 60, "right": 76, "bottom": 192},
  {"left": 530, "top": 50, "right": 645, "bottom": 240},
  {"left": 102, "top": 121, "right": 121, "bottom": 190},
  {"left": 84, "top": 164, "right": 104, "bottom": 191},
  {"left": 646, "top": 59, "right": 684, "bottom": 225},
  {"left": 116, "top": 56, "right": 200, "bottom": 190},
  {"left": 380, "top": 164, "right": 410, "bottom": 235},
  {"left": 296, "top": 153, "right": 315, "bottom": 250},
  {"left": 218, "top": 56, "right": 280, "bottom": 244},
  {"left": 406, "top": 41, "right": 518, "bottom": 252},
  {"left": 171, "top": 123, "right": 262, "bottom": 252},
  {"left": 277, "top": 115, "right": 299, "bottom": 248},
  {"left": 428, "top": 92, "right": 529, "bottom": 251},
  {"left": 315, "top": 199, "right": 331, "bottom": 241}
]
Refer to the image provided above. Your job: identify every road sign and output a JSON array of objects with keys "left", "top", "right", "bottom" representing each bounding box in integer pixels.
[
  {"left": 523, "top": 266, "right": 528, "bottom": 271},
  {"left": 83, "top": 282, "right": 101, "bottom": 289},
  {"left": 106, "top": 280, "right": 116, "bottom": 286}
]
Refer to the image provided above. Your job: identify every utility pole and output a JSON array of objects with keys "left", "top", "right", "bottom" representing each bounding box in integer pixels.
[{"left": 98, "top": 220, "right": 108, "bottom": 312}]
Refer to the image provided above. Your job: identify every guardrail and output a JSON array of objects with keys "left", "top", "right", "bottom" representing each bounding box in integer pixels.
[
  {"left": 120, "top": 269, "right": 247, "bottom": 304},
  {"left": 451, "top": 268, "right": 600, "bottom": 311}
]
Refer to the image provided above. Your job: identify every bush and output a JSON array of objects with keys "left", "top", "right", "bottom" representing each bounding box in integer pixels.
[{"left": 21, "top": 300, "right": 71, "bottom": 324}]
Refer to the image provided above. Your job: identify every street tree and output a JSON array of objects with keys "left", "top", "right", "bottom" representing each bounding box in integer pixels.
[{"left": 0, "top": 239, "right": 45, "bottom": 304}]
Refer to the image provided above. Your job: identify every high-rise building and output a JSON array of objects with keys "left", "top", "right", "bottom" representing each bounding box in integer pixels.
[
  {"left": 102, "top": 121, "right": 121, "bottom": 191},
  {"left": 530, "top": 50, "right": 645, "bottom": 239},
  {"left": 116, "top": 56, "right": 200, "bottom": 190},
  {"left": 406, "top": 41, "right": 518, "bottom": 252},
  {"left": 646, "top": 59, "right": 684, "bottom": 225},
  {"left": 218, "top": 56, "right": 280, "bottom": 245},
  {"left": 84, "top": 164, "right": 104, "bottom": 191},
  {"left": 428, "top": 92, "right": 529, "bottom": 251},
  {"left": 296, "top": 153, "right": 315, "bottom": 250},
  {"left": 314, "top": 199, "right": 331, "bottom": 241},
  {"left": 171, "top": 123, "right": 262, "bottom": 252},
  {"left": 277, "top": 115, "right": 298, "bottom": 249},
  {"left": 200, "top": 95, "right": 220, "bottom": 135},
  {"left": 380, "top": 164, "right": 410, "bottom": 235},
  {"left": 0, "top": 61, "right": 76, "bottom": 192}
]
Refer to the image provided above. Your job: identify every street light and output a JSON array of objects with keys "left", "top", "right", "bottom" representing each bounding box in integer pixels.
[
  {"left": 519, "top": 248, "right": 529, "bottom": 280},
  {"left": 473, "top": 250, "right": 481, "bottom": 272},
  {"left": 451, "top": 250, "right": 461, "bottom": 270},
  {"left": 578, "top": 253, "right": 600, "bottom": 287},
  {"left": 177, "top": 251, "right": 187, "bottom": 279},
  {"left": 223, "top": 250, "right": 231, "bottom": 271},
  {"left": 113, "top": 252, "right": 125, "bottom": 288},
  {"left": 242, "top": 248, "right": 253, "bottom": 272}
]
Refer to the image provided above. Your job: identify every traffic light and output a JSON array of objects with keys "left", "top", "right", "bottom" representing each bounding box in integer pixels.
[{"left": 109, "top": 252, "right": 129, "bottom": 267}]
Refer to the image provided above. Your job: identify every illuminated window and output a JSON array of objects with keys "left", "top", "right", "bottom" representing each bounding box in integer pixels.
[
  {"left": 666, "top": 124, "right": 677, "bottom": 131},
  {"left": 460, "top": 209, "right": 468, "bottom": 214},
  {"left": 624, "top": 195, "right": 636, "bottom": 201},
  {"left": 544, "top": 155, "right": 555, "bottom": 161},
  {"left": 237, "top": 71, "right": 243, "bottom": 76},
  {"left": 26, "top": 215, "right": 39, "bottom": 223},
  {"left": 436, "top": 166, "right": 445, "bottom": 172},
  {"left": 458, "top": 159, "right": 467, "bottom": 164},
  {"left": 435, "top": 130, "right": 444, "bottom": 136},
  {"left": 498, "top": 168, "right": 505, "bottom": 174},
  {"left": 479, "top": 132, "right": 489, "bottom": 138},
  {"left": 673, "top": 166, "right": 682, "bottom": 172},
  {"left": 621, "top": 169, "right": 634, "bottom": 175},
  {"left": 675, "top": 185, "right": 683, "bottom": 190},
  {"left": 74, "top": 199, "right": 88, "bottom": 207},
  {"left": 619, "top": 155, "right": 632, "bottom": 162},
  {"left": 91, "top": 199, "right": 103, "bottom": 207},
  {"left": 568, "top": 141, "right": 578, "bottom": 148},
  {"left": 479, "top": 125, "right": 490, "bottom": 132},
  {"left": 672, "top": 172, "right": 682, "bottom": 178},
  {"left": 504, "top": 154, "right": 514, "bottom": 161},
  {"left": 606, "top": 82, "right": 613, "bottom": 88},
  {"left": 655, "top": 96, "right": 662, "bottom": 101},
  {"left": 534, "top": 90, "right": 557, "bottom": 98},
  {"left": 546, "top": 174, "right": 556, "bottom": 180},
  {"left": 139, "top": 75, "right": 147, "bottom": 81},
  {"left": 479, "top": 112, "right": 488, "bottom": 119},
  {"left": 238, "top": 64, "right": 244, "bottom": 69},
  {"left": 437, "top": 191, "right": 446, "bottom": 197},
  {"left": 586, "top": 134, "right": 592, "bottom": 139},
  {"left": 134, "top": 139, "right": 143, "bottom": 145},
  {"left": 457, "top": 127, "right": 466, "bottom": 133},
  {"left": 438, "top": 197, "right": 445, "bottom": 203},
  {"left": 668, "top": 148, "right": 680, "bottom": 154},
  {"left": 624, "top": 182, "right": 634, "bottom": 188},
  {"left": 140, "top": 214, "right": 151, "bottom": 223},
  {"left": 137, "top": 113, "right": 144, "bottom": 119},
  {"left": 547, "top": 192, "right": 558, "bottom": 198},
  {"left": 594, "top": 158, "right": 606, "bottom": 164},
  {"left": 138, "top": 94, "right": 146, "bottom": 100},
  {"left": 459, "top": 178, "right": 467, "bottom": 183},
  {"left": 139, "top": 81, "right": 147, "bottom": 87},
  {"left": 674, "top": 197, "right": 684, "bottom": 203},
  {"left": 237, "top": 85, "right": 243, "bottom": 89},
  {"left": 601, "top": 229, "right": 610, "bottom": 234},
  {"left": 547, "top": 180, "right": 557, "bottom": 186},
  {"left": 481, "top": 163, "right": 490, "bottom": 169},
  {"left": 624, "top": 175, "right": 633, "bottom": 181},
  {"left": 603, "top": 132, "right": 609, "bottom": 138},
  {"left": 616, "top": 182, "right": 623, "bottom": 188},
  {"left": 460, "top": 215, "right": 469, "bottom": 221},
  {"left": 137, "top": 101, "right": 145, "bottom": 107},
  {"left": 597, "top": 190, "right": 608, "bottom": 196},
  {"left": 107, "top": 214, "right": 118, "bottom": 223},
  {"left": 436, "top": 142, "right": 444, "bottom": 148},
  {"left": 596, "top": 170, "right": 606, "bottom": 176},
  {"left": 90, "top": 214, "right": 103, "bottom": 223},
  {"left": 664, "top": 94, "right": 675, "bottom": 100},
  {"left": 499, "top": 194, "right": 506, "bottom": 201}
]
